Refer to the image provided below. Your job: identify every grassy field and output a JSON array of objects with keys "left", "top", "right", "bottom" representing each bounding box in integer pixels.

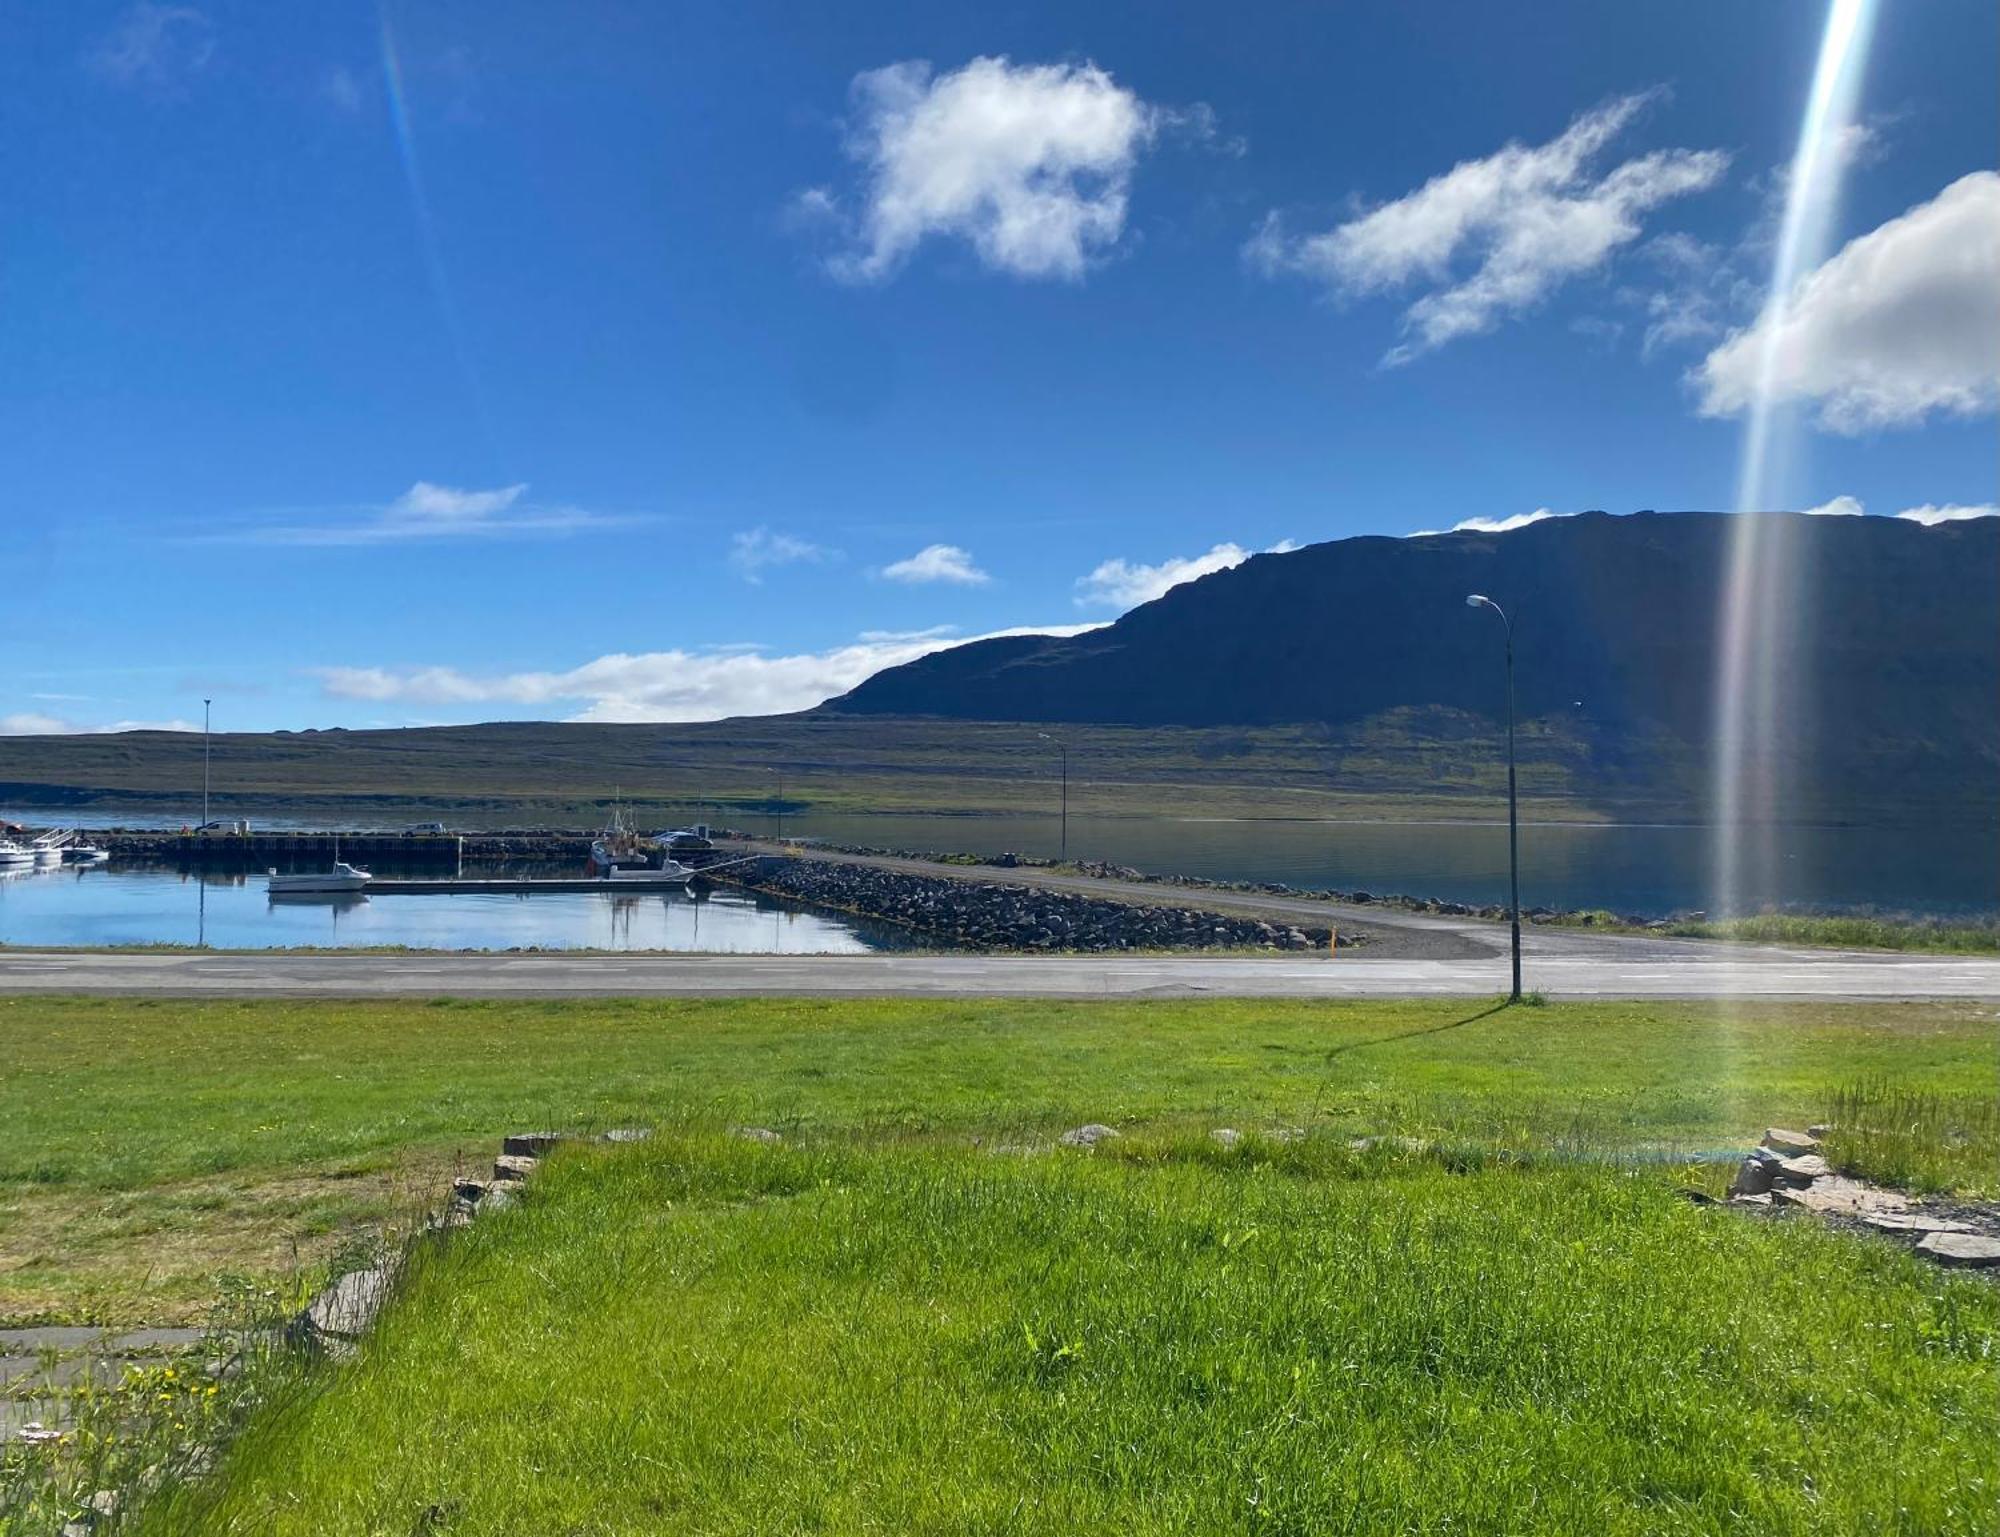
[
  {"left": 5, "top": 996, "right": 1996, "bottom": 1535},
  {"left": 1549, "top": 910, "right": 2000, "bottom": 953},
  {"left": 141, "top": 1134, "right": 2000, "bottom": 1535},
  {"left": 2, "top": 995, "right": 1995, "bottom": 1325}
]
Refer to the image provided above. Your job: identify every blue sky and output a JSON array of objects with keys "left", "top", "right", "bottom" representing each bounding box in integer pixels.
[{"left": 4, "top": 0, "right": 1995, "bottom": 732}]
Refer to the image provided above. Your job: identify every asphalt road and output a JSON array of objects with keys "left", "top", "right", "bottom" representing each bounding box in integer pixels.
[{"left": 2, "top": 948, "right": 1996, "bottom": 999}]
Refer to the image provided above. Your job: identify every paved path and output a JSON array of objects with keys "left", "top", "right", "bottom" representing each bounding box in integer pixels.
[{"left": 2, "top": 948, "right": 1995, "bottom": 999}]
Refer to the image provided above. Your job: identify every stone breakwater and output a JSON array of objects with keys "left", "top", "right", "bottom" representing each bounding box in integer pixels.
[
  {"left": 731, "top": 836, "right": 1665, "bottom": 927},
  {"left": 716, "top": 856, "right": 1348, "bottom": 953}
]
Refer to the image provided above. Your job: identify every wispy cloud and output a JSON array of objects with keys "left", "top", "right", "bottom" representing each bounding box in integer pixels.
[
  {"left": 208, "top": 482, "right": 634, "bottom": 547},
  {"left": 1, "top": 712, "right": 200, "bottom": 736},
  {"left": 1075, "top": 540, "right": 1297, "bottom": 610},
  {"left": 728, "top": 528, "right": 835, "bottom": 583},
  {"left": 800, "top": 56, "right": 1173, "bottom": 282},
  {"left": 86, "top": 3, "right": 216, "bottom": 95},
  {"left": 1800, "top": 495, "right": 1864, "bottom": 517},
  {"left": 311, "top": 623, "right": 1103, "bottom": 723},
  {"left": 881, "top": 543, "right": 989, "bottom": 585},
  {"left": 1248, "top": 92, "right": 1728, "bottom": 364}
]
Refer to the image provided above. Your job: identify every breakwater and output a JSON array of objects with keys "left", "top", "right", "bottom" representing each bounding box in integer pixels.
[{"left": 713, "top": 856, "right": 1344, "bottom": 953}]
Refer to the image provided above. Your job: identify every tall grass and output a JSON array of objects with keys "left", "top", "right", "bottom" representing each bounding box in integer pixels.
[
  {"left": 1823, "top": 1079, "right": 2000, "bottom": 1195},
  {"left": 141, "top": 1135, "right": 1999, "bottom": 1536}
]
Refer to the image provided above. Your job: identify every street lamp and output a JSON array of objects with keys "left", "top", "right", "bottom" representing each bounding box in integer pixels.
[
  {"left": 201, "top": 698, "right": 213, "bottom": 829},
  {"left": 1036, "top": 733, "right": 1068, "bottom": 860},
  {"left": 1465, "top": 595, "right": 1522, "bottom": 1002}
]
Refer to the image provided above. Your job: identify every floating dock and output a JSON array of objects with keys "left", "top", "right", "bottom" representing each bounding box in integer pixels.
[{"left": 363, "top": 876, "right": 699, "bottom": 894}]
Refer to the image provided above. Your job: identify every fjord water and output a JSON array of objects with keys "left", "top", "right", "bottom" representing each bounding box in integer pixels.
[
  {"left": 0, "top": 866, "right": 918, "bottom": 953},
  {"left": 772, "top": 812, "right": 1995, "bottom": 917}
]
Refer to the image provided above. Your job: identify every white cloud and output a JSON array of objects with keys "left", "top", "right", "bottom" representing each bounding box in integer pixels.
[
  {"left": 312, "top": 623, "right": 1103, "bottom": 723},
  {"left": 1407, "top": 508, "right": 1575, "bottom": 538},
  {"left": 1249, "top": 92, "right": 1728, "bottom": 363},
  {"left": 880, "top": 543, "right": 989, "bottom": 585},
  {"left": 1, "top": 712, "right": 200, "bottom": 736},
  {"left": 1800, "top": 494, "right": 1865, "bottom": 517},
  {"left": 213, "top": 482, "right": 629, "bottom": 546},
  {"left": 1074, "top": 540, "right": 1298, "bottom": 610},
  {"left": 1895, "top": 502, "right": 1998, "bottom": 526},
  {"left": 1696, "top": 172, "right": 2000, "bottom": 432},
  {"left": 812, "top": 56, "right": 1161, "bottom": 282},
  {"left": 86, "top": 3, "right": 215, "bottom": 93},
  {"left": 728, "top": 528, "right": 833, "bottom": 583}
]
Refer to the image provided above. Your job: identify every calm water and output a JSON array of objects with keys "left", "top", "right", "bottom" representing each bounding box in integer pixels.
[
  {"left": 0, "top": 865, "right": 920, "bottom": 953},
  {"left": 7, "top": 807, "right": 1995, "bottom": 921},
  {"left": 772, "top": 812, "right": 1999, "bottom": 917}
]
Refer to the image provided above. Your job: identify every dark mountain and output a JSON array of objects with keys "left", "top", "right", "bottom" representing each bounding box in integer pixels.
[{"left": 827, "top": 511, "right": 2000, "bottom": 813}]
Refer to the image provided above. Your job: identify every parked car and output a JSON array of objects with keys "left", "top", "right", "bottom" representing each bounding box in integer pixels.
[
  {"left": 403, "top": 822, "right": 448, "bottom": 836},
  {"left": 194, "top": 819, "right": 249, "bottom": 835}
]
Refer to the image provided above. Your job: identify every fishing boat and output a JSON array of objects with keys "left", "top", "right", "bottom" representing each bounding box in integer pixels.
[
  {"left": 268, "top": 835, "right": 372, "bottom": 895},
  {"left": 598, "top": 856, "right": 695, "bottom": 886},
  {"left": 0, "top": 840, "right": 34, "bottom": 870},
  {"left": 268, "top": 860, "right": 373, "bottom": 896}
]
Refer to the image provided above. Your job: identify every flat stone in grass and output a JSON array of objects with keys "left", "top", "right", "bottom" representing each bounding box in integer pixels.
[
  {"left": 1760, "top": 1128, "right": 1821, "bottom": 1156},
  {"left": 305, "top": 1266, "right": 391, "bottom": 1341},
  {"left": 1211, "top": 1128, "right": 1243, "bottom": 1148},
  {"left": 1914, "top": 1232, "right": 2000, "bottom": 1268},
  {"left": 601, "top": 1127, "right": 652, "bottom": 1144},
  {"left": 492, "top": 1154, "right": 539, "bottom": 1183},
  {"left": 1862, "top": 1211, "right": 1976, "bottom": 1236},
  {"left": 1059, "top": 1124, "right": 1120, "bottom": 1149},
  {"left": 502, "top": 1132, "right": 571, "bottom": 1157},
  {"left": 1774, "top": 1177, "right": 1908, "bottom": 1217},
  {"left": 730, "top": 1126, "right": 783, "bottom": 1145},
  {"left": 1774, "top": 1154, "right": 1831, "bottom": 1185}
]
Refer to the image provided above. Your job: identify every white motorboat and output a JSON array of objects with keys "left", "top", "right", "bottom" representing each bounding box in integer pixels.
[
  {"left": 268, "top": 861, "right": 373, "bottom": 895},
  {"left": 63, "top": 844, "right": 109, "bottom": 864},
  {"left": 0, "top": 840, "right": 34, "bottom": 869},
  {"left": 598, "top": 858, "right": 694, "bottom": 886}
]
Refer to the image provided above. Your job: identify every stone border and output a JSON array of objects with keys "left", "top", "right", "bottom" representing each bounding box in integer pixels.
[{"left": 292, "top": 1128, "right": 652, "bottom": 1356}]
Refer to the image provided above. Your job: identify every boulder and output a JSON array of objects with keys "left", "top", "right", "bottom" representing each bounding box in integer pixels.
[
  {"left": 491, "top": 1154, "right": 539, "bottom": 1183},
  {"left": 1059, "top": 1123, "right": 1120, "bottom": 1149},
  {"left": 1914, "top": 1233, "right": 2000, "bottom": 1268},
  {"left": 1773, "top": 1154, "right": 1830, "bottom": 1185},
  {"left": 450, "top": 1177, "right": 489, "bottom": 1205},
  {"left": 1760, "top": 1128, "right": 1821, "bottom": 1156},
  {"left": 1728, "top": 1156, "right": 1775, "bottom": 1197}
]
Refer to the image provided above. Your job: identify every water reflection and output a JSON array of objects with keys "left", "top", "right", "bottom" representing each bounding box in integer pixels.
[{"left": 0, "top": 865, "right": 920, "bottom": 953}]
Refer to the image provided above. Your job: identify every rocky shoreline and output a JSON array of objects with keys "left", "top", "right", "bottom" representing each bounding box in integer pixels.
[
  {"left": 717, "top": 834, "right": 1627, "bottom": 927},
  {"left": 711, "top": 855, "right": 1348, "bottom": 953}
]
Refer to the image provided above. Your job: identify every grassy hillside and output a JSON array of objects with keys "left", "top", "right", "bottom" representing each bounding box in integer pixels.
[{"left": 0, "top": 708, "right": 1660, "bottom": 825}]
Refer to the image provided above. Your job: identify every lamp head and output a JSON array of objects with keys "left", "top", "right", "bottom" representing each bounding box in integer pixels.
[{"left": 1466, "top": 593, "right": 1489, "bottom": 609}]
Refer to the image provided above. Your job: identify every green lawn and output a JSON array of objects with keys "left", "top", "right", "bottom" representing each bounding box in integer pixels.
[
  {"left": 144, "top": 1134, "right": 1999, "bottom": 1536},
  {"left": 2, "top": 996, "right": 1993, "bottom": 1324}
]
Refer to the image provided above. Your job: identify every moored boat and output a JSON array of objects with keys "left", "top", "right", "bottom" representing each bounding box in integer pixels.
[{"left": 268, "top": 861, "right": 373, "bottom": 895}]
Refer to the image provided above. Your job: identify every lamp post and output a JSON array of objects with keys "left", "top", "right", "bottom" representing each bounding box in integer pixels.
[
  {"left": 1036, "top": 732, "right": 1068, "bottom": 860},
  {"left": 1465, "top": 595, "right": 1522, "bottom": 1003},
  {"left": 201, "top": 698, "right": 213, "bottom": 829}
]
